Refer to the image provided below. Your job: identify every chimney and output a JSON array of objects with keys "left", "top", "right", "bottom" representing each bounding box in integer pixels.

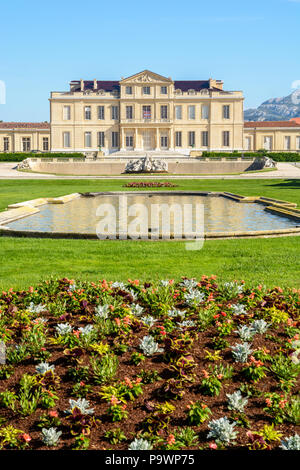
[
  {"left": 209, "top": 78, "right": 223, "bottom": 90},
  {"left": 80, "top": 79, "right": 84, "bottom": 91},
  {"left": 94, "top": 78, "right": 97, "bottom": 90}
]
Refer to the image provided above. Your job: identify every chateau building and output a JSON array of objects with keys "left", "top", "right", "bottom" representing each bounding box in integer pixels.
[
  {"left": 0, "top": 122, "right": 50, "bottom": 153},
  {"left": 244, "top": 120, "right": 300, "bottom": 152},
  {"left": 1, "top": 70, "right": 300, "bottom": 154},
  {"left": 50, "top": 70, "right": 244, "bottom": 154}
]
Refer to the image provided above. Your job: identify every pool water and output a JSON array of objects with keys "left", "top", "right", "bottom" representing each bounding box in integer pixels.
[{"left": 6, "top": 194, "right": 299, "bottom": 236}]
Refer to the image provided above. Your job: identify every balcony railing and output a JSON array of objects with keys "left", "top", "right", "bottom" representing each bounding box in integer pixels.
[{"left": 121, "top": 118, "right": 172, "bottom": 124}]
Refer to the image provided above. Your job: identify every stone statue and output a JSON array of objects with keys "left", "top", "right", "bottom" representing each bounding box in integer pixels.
[
  {"left": 263, "top": 156, "right": 276, "bottom": 168},
  {"left": 125, "top": 154, "right": 168, "bottom": 173}
]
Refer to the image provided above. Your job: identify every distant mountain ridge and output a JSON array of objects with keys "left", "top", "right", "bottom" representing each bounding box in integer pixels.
[{"left": 244, "top": 91, "right": 300, "bottom": 121}]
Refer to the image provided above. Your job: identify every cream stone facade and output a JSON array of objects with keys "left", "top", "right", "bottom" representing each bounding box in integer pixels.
[
  {"left": 50, "top": 70, "right": 244, "bottom": 154},
  {"left": 2, "top": 71, "right": 300, "bottom": 156},
  {"left": 0, "top": 122, "right": 50, "bottom": 152},
  {"left": 244, "top": 121, "right": 300, "bottom": 152}
]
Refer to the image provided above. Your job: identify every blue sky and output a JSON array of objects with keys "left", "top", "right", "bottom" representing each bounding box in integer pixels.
[{"left": 0, "top": 0, "right": 300, "bottom": 121}]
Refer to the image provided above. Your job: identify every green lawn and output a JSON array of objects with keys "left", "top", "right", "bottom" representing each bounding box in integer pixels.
[{"left": 0, "top": 178, "right": 299, "bottom": 290}]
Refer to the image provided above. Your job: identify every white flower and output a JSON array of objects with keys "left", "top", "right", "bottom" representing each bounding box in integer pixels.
[
  {"left": 78, "top": 325, "right": 95, "bottom": 336},
  {"left": 141, "top": 316, "right": 157, "bottom": 327},
  {"left": 55, "top": 323, "right": 72, "bottom": 336},
  {"left": 111, "top": 281, "right": 126, "bottom": 290},
  {"left": 180, "top": 279, "right": 198, "bottom": 289},
  {"left": 140, "top": 335, "right": 164, "bottom": 356},
  {"left": 184, "top": 289, "right": 205, "bottom": 306},
  {"left": 280, "top": 434, "right": 300, "bottom": 450},
  {"left": 35, "top": 362, "right": 55, "bottom": 375},
  {"left": 226, "top": 391, "right": 248, "bottom": 412},
  {"left": 131, "top": 304, "right": 144, "bottom": 316},
  {"left": 167, "top": 308, "right": 186, "bottom": 318},
  {"left": 65, "top": 398, "right": 94, "bottom": 415},
  {"left": 27, "top": 302, "right": 46, "bottom": 314},
  {"left": 41, "top": 427, "right": 62, "bottom": 446},
  {"left": 231, "top": 304, "right": 247, "bottom": 316},
  {"left": 128, "top": 438, "right": 153, "bottom": 450},
  {"left": 94, "top": 304, "right": 110, "bottom": 319},
  {"left": 207, "top": 417, "right": 238, "bottom": 444},
  {"left": 177, "top": 320, "right": 195, "bottom": 329}
]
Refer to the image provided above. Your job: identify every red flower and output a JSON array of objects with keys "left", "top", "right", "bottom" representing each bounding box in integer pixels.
[{"left": 20, "top": 433, "right": 31, "bottom": 443}]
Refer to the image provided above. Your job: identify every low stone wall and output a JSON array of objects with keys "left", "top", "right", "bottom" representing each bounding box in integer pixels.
[{"left": 26, "top": 158, "right": 263, "bottom": 176}]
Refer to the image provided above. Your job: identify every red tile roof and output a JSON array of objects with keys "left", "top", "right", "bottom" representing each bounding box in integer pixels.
[
  {"left": 0, "top": 122, "right": 50, "bottom": 129},
  {"left": 244, "top": 121, "right": 300, "bottom": 128},
  {"left": 290, "top": 118, "right": 300, "bottom": 124}
]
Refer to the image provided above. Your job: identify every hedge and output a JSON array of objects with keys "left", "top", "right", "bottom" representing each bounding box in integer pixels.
[
  {"left": 0, "top": 152, "right": 85, "bottom": 162},
  {"left": 201, "top": 151, "right": 300, "bottom": 162}
]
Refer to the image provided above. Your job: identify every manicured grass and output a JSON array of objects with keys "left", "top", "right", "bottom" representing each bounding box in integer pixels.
[
  {"left": 0, "top": 179, "right": 299, "bottom": 290},
  {"left": 1, "top": 178, "right": 300, "bottom": 212},
  {"left": 0, "top": 236, "right": 299, "bottom": 290}
]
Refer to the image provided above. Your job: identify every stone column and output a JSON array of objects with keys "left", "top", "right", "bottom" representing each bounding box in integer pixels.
[
  {"left": 169, "top": 129, "right": 174, "bottom": 150},
  {"left": 155, "top": 128, "right": 160, "bottom": 151},
  {"left": 120, "top": 127, "right": 125, "bottom": 151},
  {"left": 134, "top": 128, "right": 138, "bottom": 150}
]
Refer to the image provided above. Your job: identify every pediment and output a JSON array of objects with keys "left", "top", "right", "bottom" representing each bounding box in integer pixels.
[{"left": 121, "top": 70, "right": 173, "bottom": 84}]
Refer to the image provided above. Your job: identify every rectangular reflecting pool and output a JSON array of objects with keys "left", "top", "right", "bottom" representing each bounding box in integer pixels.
[{"left": 5, "top": 193, "right": 300, "bottom": 238}]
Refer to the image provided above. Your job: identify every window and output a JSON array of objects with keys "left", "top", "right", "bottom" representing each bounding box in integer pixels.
[
  {"left": 175, "top": 105, "right": 182, "bottom": 120},
  {"left": 297, "top": 136, "right": 300, "bottom": 150},
  {"left": 284, "top": 136, "right": 291, "bottom": 150},
  {"left": 160, "top": 105, "right": 168, "bottom": 119},
  {"left": 98, "top": 132, "right": 105, "bottom": 148},
  {"left": 143, "top": 86, "right": 150, "bottom": 95},
  {"left": 63, "top": 132, "right": 70, "bottom": 148},
  {"left": 111, "top": 106, "right": 119, "bottom": 120},
  {"left": 43, "top": 137, "right": 49, "bottom": 151},
  {"left": 3, "top": 137, "right": 9, "bottom": 152},
  {"left": 245, "top": 136, "right": 251, "bottom": 150},
  {"left": 125, "top": 86, "right": 132, "bottom": 94},
  {"left": 98, "top": 106, "right": 105, "bottom": 120},
  {"left": 201, "top": 105, "right": 209, "bottom": 119},
  {"left": 161, "top": 135, "right": 168, "bottom": 149},
  {"left": 63, "top": 105, "right": 71, "bottom": 120},
  {"left": 223, "top": 105, "right": 230, "bottom": 119},
  {"left": 85, "top": 132, "right": 92, "bottom": 148},
  {"left": 126, "top": 106, "right": 133, "bottom": 119},
  {"left": 223, "top": 131, "right": 230, "bottom": 147},
  {"left": 188, "top": 105, "right": 195, "bottom": 120},
  {"left": 84, "top": 106, "right": 91, "bottom": 120},
  {"left": 22, "top": 137, "right": 31, "bottom": 152},
  {"left": 263, "top": 136, "right": 273, "bottom": 151},
  {"left": 202, "top": 131, "right": 209, "bottom": 147},
  {"left": 112, "top": 132, "right": 119, "bottom": 148},
  {"left": 142, "top": 105, "right": 151, "bottom": 120},
  {"left": 188, "top": 131, "right": 195, "bottom": 147},
  {"left": 161, "top": 86, "right": 167, "bottom": 95},
  {"left": 126, "top": 135, "right": 133, "bottom": 148},
  {"left": 175, "top": 131, "right": 182, "bottom": 147}
]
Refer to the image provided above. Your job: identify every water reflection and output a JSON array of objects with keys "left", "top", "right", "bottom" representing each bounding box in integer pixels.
[{"left": 7, "top": 194, "right": 299, "bottom": 234}]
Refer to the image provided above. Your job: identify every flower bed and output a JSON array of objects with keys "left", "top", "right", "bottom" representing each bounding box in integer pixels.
[
  {"left": 0, "top": 277, "right": 299, "bottom": 451},
  {"left": 123, "top": 182, "right": 178, "bottom": 188}
]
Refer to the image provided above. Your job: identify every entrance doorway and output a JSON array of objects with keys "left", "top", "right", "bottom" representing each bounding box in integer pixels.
[{"left": 143, "top": 131, "right": 153, "bottom": 150}]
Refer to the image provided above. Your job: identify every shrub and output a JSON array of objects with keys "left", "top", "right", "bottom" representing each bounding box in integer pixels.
[
  {"left": 207, "top": 416, "right": 238, "bottom": 445},
  {"left": 40, "top": 427, "right": 62, "bottom": 447},
  {"left": 0, "top": 152, "right": 85, "bottom": 162}
]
